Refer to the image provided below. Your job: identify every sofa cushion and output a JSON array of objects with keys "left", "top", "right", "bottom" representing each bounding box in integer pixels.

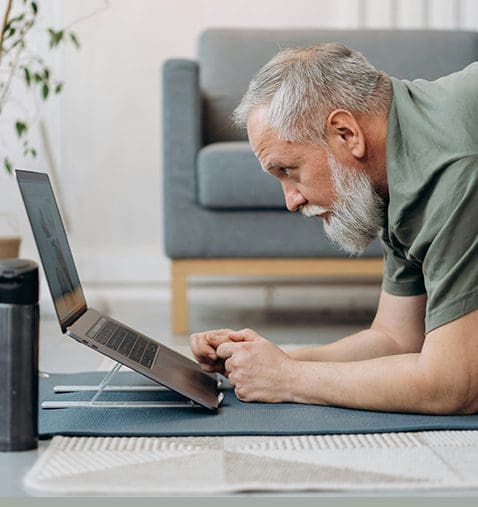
[{"left": 197, "top": 142, "right": 285, "bottom": 209}]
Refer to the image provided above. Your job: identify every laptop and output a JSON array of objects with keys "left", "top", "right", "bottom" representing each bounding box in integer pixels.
[{"left": 16, "top": 170, "right": 223, "bottom": 411}]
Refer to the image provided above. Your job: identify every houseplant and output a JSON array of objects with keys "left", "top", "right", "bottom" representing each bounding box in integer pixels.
[
  {"left": 0, "top": 0, "right": 79, "bottom": 258},
  {"left": 0, "top": 213, "right": 21, "bottom": 258}
]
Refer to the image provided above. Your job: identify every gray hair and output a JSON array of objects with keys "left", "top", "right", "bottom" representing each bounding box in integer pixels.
[{"left": 233, "top": 43, "right": 392, "bottom": 144}]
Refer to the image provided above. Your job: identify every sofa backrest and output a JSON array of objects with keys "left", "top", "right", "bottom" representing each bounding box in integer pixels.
[{"left": 198, "top": 29, "right": 478, "bottom": 144}]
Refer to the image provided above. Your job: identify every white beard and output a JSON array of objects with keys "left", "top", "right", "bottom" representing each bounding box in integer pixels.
[{"left": 301, "top": 154, "right": 385, "bottom": 256}]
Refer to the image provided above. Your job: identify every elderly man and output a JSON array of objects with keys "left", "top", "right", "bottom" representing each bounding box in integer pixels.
[{"left": 190, "top": 43, "right": 478, "bottom": 414}]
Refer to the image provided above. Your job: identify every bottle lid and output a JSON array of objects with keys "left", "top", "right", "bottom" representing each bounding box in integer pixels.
[{"left": 0, "top": 259, "right": 39, "bottom": 305}]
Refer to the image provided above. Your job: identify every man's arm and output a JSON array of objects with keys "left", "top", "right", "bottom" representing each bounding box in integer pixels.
[
  {"left": 288, "top": 291, "right": 427, "bottom": 361},
  {"left": 189, "top": 291, "right": 426, "bottom": 372},
  {"left": 283, "top": 306, "right": 478, "bottom": 414},
  {"left": 215, "top": 307, "right": 478, "bottom": 414}
]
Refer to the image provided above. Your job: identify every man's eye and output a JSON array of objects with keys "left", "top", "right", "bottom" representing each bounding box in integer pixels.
[{"left": 280, "top": 168, "right": 291, "bottom": 177}]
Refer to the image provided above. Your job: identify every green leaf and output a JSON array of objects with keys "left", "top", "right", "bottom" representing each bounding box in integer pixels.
[
  {"left": 3, "top": 14, "right": 25, "bottom": 37},
  {"left": 47, "top": 28, "right": 55, "bottom": 47},
  {"left": 31, "top": 1, "right": 38, "bottom": 15},
  {"left": 6, "top": 14, "right": 25, "bottom": 27},
  {"left": 33, "top": 72, "right": 43, "bottom": 83},
  {"left": 54, "top": 82, "right": 63, "bottom": 94},
  {"left": 4, "top": 158, "right": 13, "bottom": 175},
  {"left": 23, "top": 67, "right": 31, "bottom": 87},
  {"left": 5, "top": 27, "right": 16, "bottom": 39},
  {"left": 69, "top": 31, "right": 80, "bottom": 49},
  {"left": 48, "top": 28, "right": 64, "bottom": 48},
  {"left": 31, "top": 148, "right": 37, "bottom": 158},
  {"left": 41, "top": 83, "right": 49, "bottom": 100},
  {"left": 15, "top": 121, "right": 28, "bottom": 138},
  {"left": 11, "top": 39, "right": 25, "bottom": 49}
]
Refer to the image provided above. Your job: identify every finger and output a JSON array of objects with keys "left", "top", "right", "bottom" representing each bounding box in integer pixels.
[
  {"left": 198, "top": 362, "right": 216, "bottom": 373},
  {"left": 216, "top": 341, "right": 238, "bottom": 360},
  {"left": 191, "top": 330, "right": 230, "bottom": 345},
  {"left": 227, "top": 332, "right": 247, "bottom": 343},
  {"left": 190, "top": 337, "right": 215, "bottom": 362},
  {"left": 190, "top": 332, "right": 222, "bottom": 361},
  {"left": 228, "top": 328, "right": 262, "bottom": 342},
  {"left": 202, "top": 333, "right": 233, "bottom": 362},
  {"left": 223, "top": 357, "right": 233, "bottom": 377},
  {"left": 207, "top": 332, "right": 233, "bottom": 349},
  {"left": 190, "top": 332, "right": 212, "bottom": 351},
  {"left": 199, "top": 360, "right": 225, "bottom": 375},
  {"left": 204, "top": 331, "right": 234, "bottom": 351},
  {"left": 204, "top": 328, "right": 235, "bottom": 340}
]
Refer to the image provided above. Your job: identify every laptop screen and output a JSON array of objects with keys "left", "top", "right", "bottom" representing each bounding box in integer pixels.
[{"left": 16, "top": 170, "right": 87, "bottom": 332}]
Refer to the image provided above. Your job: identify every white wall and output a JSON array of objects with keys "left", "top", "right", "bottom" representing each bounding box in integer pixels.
[
  {"left": 0, "top": 0, "right": 64, "bottom": 257},
  {"left": 59, "top": 0, "right": 338, "bottom": 284},
  {"left": 3, "top": 0, "right": 478, "bottom": 285}
]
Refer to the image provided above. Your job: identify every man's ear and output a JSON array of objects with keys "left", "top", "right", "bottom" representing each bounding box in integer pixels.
[{"left": 325, "top": 109, "right": 366, "bottom": 159}]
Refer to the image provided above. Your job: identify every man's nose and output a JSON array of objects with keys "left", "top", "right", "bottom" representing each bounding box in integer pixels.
[{"left": 282, "top": 183, "right": 306, "bottom": 212}]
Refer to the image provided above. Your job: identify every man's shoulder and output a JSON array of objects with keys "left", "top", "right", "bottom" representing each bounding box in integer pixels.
[
  {"left": 388, "top": 62, "right": 478, "bottom": 159},
  {"left": 433, "top": 62, "right": 478, "bottom": 97},
  {"left": 435, "top": 61, "right": 478, "bottom": 81},
  {"left": 391, "top": 62, "right": 478, "bottom": 101},
  {"left": 453, "top": 61, "right": 478, "bottom": 79}
]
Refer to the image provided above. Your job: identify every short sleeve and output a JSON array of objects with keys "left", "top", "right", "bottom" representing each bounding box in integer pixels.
[
  {"left": 420, "top": 160, "right": 478, "bottom": 333},
  {"left": 380, "top": 230, "right": 426, "bottom": 297},
  {"left": 382, "top": 157, "right": 478, "bottom": 334}
]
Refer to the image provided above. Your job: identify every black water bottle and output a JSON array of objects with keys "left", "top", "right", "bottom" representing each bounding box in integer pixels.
[{"left": 0, "top": 259, "right": 39, "bottom": 451}]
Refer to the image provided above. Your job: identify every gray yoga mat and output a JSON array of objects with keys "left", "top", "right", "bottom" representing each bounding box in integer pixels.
[{"left": 39, "top": 371, "right": 478, "bottom": 438}]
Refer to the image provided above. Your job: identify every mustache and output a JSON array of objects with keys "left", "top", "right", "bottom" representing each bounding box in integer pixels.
[{"left": 300, "top": 204, "right": 330, "bottom": 218}]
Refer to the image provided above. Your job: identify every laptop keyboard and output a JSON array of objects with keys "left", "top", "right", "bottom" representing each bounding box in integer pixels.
[{"left": 86, "top": 317, "right": 159, "bottom": 369}]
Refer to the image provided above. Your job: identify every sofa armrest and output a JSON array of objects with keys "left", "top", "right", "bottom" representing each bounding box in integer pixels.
[{"left": 162, "top": 59, "right": 202, "bottom": 255}]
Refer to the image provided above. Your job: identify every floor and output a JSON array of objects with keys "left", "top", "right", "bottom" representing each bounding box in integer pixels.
[
  {"left": 2, "top": 280, "right": 381, "bottom": 496},
  {"left": 4, "top": 282, "right": 478, "bottom": 498}
]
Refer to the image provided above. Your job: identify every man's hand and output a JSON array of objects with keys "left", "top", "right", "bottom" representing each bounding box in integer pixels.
[
  {"left": 215, "top": 328, "right": 295, "bottom": 402},
  {"left": 190, "top": 328, "right": 237, "bottom": 375}
]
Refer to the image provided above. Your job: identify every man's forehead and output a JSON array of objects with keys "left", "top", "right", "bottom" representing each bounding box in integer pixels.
[
  {"left": 247, "top": 107, "right": 270, "bottom": 137},
  {"left": 247, "top": 107, "right": 283, "bottom": 156}
]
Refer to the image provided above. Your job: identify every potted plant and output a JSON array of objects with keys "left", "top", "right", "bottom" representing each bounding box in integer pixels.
[
  {"left": 0, "top": 0, "right": 79, "bottom": 259},
  {"left": 0, "top": 213, "right": 21, "bottom": 258}
]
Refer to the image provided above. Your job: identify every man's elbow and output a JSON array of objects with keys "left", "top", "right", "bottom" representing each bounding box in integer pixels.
[
  {"left": 418, "top": 367, "right": 478, "bottom": 415},
  {"left": 454, "top": 382, "right": 478, "bottom": 415},
  {"left": 432, "top": 388, "right": 478, "bottom": 415}
]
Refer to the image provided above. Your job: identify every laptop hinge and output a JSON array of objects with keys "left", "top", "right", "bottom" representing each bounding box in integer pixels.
[{"left": 61, "top": 305, "right": 88, "bottom": 333}]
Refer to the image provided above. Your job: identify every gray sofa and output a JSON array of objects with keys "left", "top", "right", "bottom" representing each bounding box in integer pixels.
[{"left": 162, "top": 29, "right": 478, "bottom": 334}]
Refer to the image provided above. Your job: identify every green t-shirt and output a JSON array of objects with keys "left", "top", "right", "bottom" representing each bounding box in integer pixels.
[{"left": 382, "top": 62, "right": 478, "bottom": 333}]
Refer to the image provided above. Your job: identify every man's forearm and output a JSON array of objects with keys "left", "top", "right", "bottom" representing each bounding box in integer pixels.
[
  {"left": 285, "top": 353, "right": 460, "bottom": 414},
  {"left": 288, "top": 327, "right": 405, "bottom": 362}
]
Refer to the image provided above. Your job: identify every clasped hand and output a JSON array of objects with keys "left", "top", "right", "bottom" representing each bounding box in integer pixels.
[{"left": 190, "top": 328, "right": 295, "bottom": 402}]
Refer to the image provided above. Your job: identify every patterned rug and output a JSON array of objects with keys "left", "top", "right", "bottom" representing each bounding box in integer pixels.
[{"left": 24, "top": 431, "right": 478, "bottom": 495}]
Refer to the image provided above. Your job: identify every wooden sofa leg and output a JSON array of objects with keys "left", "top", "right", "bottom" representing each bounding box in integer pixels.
[{"left": 171, "top": 261, "right": 189, "bottom": 335}]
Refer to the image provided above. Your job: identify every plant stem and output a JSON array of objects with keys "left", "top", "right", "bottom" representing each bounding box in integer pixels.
[
  {"left": 64, "top": 0, "right": 110, "bottom": 30},
  {"left": 0, "top": 0, "right": 14, "bottom": 67},
  {"left": 0, "top": 40, "right": 22, "bottom": 107},
  {"left": 0, "top": 7, "right": 33, "bottom": 110}
]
